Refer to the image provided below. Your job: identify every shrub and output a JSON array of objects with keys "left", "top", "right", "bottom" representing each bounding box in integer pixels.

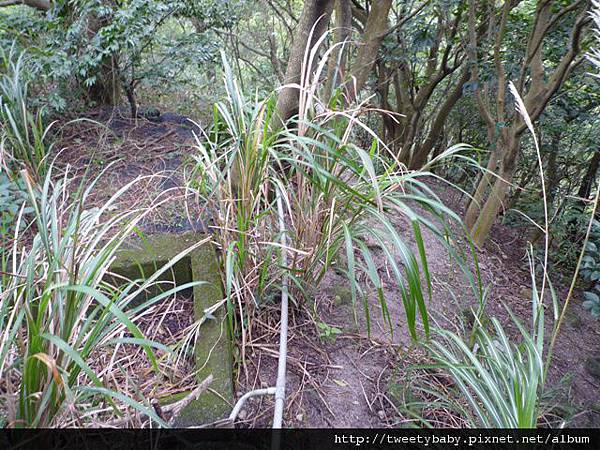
[{"left": 188, "top": 53, "right": 476, "bottom": 348}]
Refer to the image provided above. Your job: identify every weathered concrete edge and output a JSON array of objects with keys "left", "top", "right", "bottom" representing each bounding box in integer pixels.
[
  {"left": 108, "top": 231, "right": 233, "bottom": 426},
  {"left": 175, "top": 241, "right": 233, "bottom": 427}
]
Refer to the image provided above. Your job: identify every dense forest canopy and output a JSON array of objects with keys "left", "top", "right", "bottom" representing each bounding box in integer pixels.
[{"left": 1, "top": 0, "right": 600, "bottom": 433}]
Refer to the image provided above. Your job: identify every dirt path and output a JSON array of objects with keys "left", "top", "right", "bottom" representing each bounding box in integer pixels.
[{"left": 55, "top": 107, "right": 206, "bottom": 234}]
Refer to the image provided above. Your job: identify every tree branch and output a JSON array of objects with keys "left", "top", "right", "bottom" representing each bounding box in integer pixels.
[
  {"left": 0, "top": 0, "right": 50, "bottom": 10},
  {"left": 349, "top": 0, "right": 392, "bottom": 101},
  {"left": 528, "top": 0, "right": 586, "bottom": 68},
  {"left": 383, "top": 0, "right": 431, "bottom": 38},
  {"left": 266, "top": 0, "right": 296, "bottom": 36},
  {"left": 410, "top": 66, "right": 470, "bottom": 168},
  {"left": 521, "top": 9, "right": 592, "bottom": 132},
  {"left": 467, "top": 0, "right": 494, "bottom": 137},
  {"left": 493, "top": 0, "right": 513, "bottom": 123}
]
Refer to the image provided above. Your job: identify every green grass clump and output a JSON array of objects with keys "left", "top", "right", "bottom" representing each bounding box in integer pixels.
[
  {"left": 188, "top": 52, "right": 477, "bottom": 349},
  {"left": 0, "top": 45, "right": 50, "bottom": 179},
  {"left": 0, "top": 165, "right": 200, "bottom": 427}
]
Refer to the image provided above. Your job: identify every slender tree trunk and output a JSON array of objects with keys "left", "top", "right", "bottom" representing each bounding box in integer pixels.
[
  {"left": 529, "top": 149, "right": 557, "bottom": 245},
  {"left": 324, "top": 0, "right": 352, "bottom": 100},
  {"left": 465, "top": 147, "right": 501, "bottom": 230},
  {"left": 545, "top": 139, "right": 560, "bottom": 205},
  {"left": 348, "top": 0, "right": 392, "bottom": 101},
  {"left": 396, "top": 116, "right": 413, "bottom": 163},
  {"left": 274, "top": 0, "right": 334, "bottom": 128},
  {"left": 576, "top": 149, "right": 600, "bottom": 201},
  {"left": 124, "top": 82, "right": 137, "bottom": 119},
  {"left": 431, "top": 128, "right": 447, "bottom": 160},
  {"left": 567, "top": 149, "right": 600, "bottom": 242},
  {"left": 375, "top": 61, "right": 394, "bottom": 141},
  {"left": 88, "top": 56, "right": 120, "bottom": 107},
  {"left": 398, "top": 109, "right": 423, "bottom": 164},
  {"left": 409, "top": 68, "right": 470, "bottom": 169},
  {"left": 506, "top": 159, "right": 538, "bottom": 212},
  {"left": 268, "top": 33, "right": 285, "bottom": 83}
]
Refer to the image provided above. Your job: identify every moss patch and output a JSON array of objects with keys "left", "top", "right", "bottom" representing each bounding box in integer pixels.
[{"left": 331, "top": 285, "right": 353, "bottom": 306}]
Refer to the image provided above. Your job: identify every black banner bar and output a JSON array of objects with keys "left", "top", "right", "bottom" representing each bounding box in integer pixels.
[{"left": 0, "top": 428, "right": 598, "bottom": 450}]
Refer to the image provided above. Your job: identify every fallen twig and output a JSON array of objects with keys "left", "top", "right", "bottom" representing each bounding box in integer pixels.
[
  {"left": 104, "top": 374, "right": 213, "bottom": 427},
  {"left": 166, "top": 374, "right": 214, "bottom": 425}
]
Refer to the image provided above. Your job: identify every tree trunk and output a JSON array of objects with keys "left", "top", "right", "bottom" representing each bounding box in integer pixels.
[
  {"left": 88, "top": 56, "right": 120, "bottom": 107},
  {"left": 566, "top": 149, "right": 600, "bottom": 242},
  {"left": 545, "top": 137, "right": 561, "bottom": 206},
  {"left": 409, "top": 68, "right": 470, "bottom": 169},
  {"left": 324, "top": 0, "right": 352, "bottom": 100},
  {"left": 506, "top": 159, "right": 539, "bottom": 212},
  {"left": 124, "top": 82, "right": 137, "bottom": 119},
  {"left": 274, "top": 0, "right": 333, "bottom": 128},
  {"left": 465, "top": 0, "right": 590, "bottom": 245},
  {"left": 9, "top": 0, "right": 121, "bottom": 106},
  {"left": 464, "top": 147, "right": 501, "bottom": 230},
  {"left": 87, "top": 13, "right": 120, "bottom": 107},
  {"left": 576, "top": 149, "right": 600, "bottom": 201},
  {"left": 470, "top": 134, "right": 521, "bottom": 246},
  {"left": 348, "top": 0, "right": 392, "bottom": 101},
  {"left": 471, "top": 166, "right": 514, "bottom": 247}
]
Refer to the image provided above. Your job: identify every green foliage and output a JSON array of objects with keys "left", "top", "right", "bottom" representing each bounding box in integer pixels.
[
  {"left": 0, "top": 171, "right": 32, "bottom": 239},
  {"left": 580, "top": 222, "right": 600, "bottom": 281},
  {"left": 316, "top": 321, "right": 342, "bottom": 342},
  {"left": 580, "top": 220, "right": 600, "bottom": 318},
  {"left": 0, "top": 0, "right": 244, "bottom": 112},
  {"left": 590, "top": 0, "right": 600, "bottom": 78},
  {"left": 81, "top": 1, "right": 225, "bottom": 84},
  {"left": 579, "top": 0, "right": 600, "bottom": 320},
  {"left": 0, "top": 0, "right": 595, "bottom": 429},
  {"left": 583, "top": 289, "right": 600, "bottom": 318}
]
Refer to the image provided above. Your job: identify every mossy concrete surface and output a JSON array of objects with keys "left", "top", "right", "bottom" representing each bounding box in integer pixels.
[
  {"left": 109, "top": 232, "right": 197, "bottom": 304},
  {"left": 109, "top": 232, "right": 233, "bottom": 426}
]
